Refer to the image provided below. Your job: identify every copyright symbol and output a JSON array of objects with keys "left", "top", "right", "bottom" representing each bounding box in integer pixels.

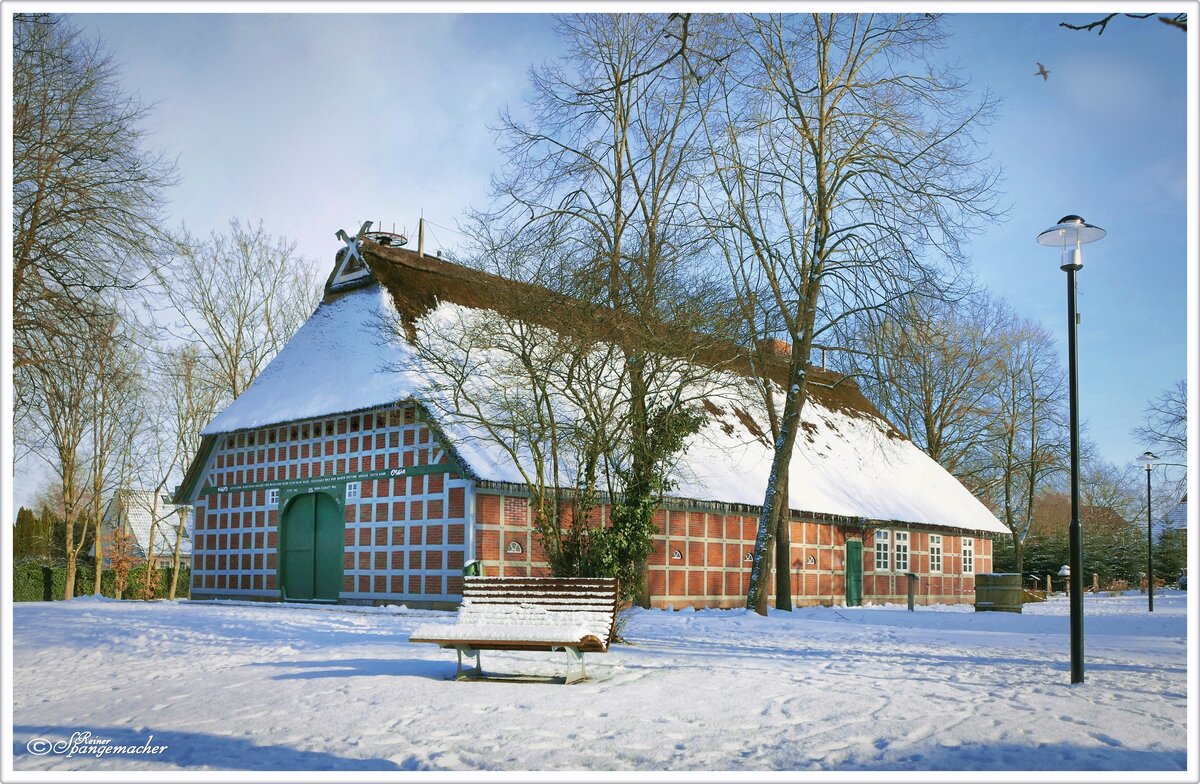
[{"left": 26, "top": 737, "right": 53, "bottom": 755}]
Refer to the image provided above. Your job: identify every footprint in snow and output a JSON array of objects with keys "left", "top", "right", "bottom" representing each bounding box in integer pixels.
[{"left": 1089, "top": 732, "right": 1121, "bottom": 747}]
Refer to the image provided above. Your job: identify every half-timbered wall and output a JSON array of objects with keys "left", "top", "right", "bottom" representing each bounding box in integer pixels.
[
  {"left": 192, "top": 405, "right": 990, "bottom": 608},
  {"left": 190, "top": 403, "right": 471, "bottom": 605},
  {"left": 470, "top": 492, "right": 992, "bottom": 609}
]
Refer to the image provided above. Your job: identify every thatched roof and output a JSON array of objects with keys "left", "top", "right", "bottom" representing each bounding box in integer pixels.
[
  {"left": 358, "top": 243, "right": 892, "bottom": 431},
  {"left": 184, "top": 239, "right": 1006, "bottom": 534}
]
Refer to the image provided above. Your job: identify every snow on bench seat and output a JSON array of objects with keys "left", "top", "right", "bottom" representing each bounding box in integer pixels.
[
  {"left": 409, "top": 577, "right": 620, "bottom": 681},
  {"left": 410, "top": 577, "right": 619, "bottom": 651},
  {"left": 410, "top": 604, "right": 613, "bottom": 644}
]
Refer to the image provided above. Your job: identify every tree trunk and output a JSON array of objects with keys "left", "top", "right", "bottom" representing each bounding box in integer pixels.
[
  {"left": 143, "top": 523, "right": 157, "bottom": 599},
  {"left": 748, "top": 366, "right": 806, "bottom": 614},
  {"left": 1011, "top": 530, "right": 1023, "bottom": 574},
  {"left": 773, "top": 476, "right": 792, "bottom": 611},
  {"left": 142, "top": 494, "right": 159, "bottom": 599},
  {"left": 93, "top": 509, "right": 103, "bottom": 595},
  {"left": 63, "top": 533, "right": 77, "bottom": 600},
  {"left": 169, "top": 507, "right": 187, "bottom": 600},
  {"left": 637, "top": 561, "right": 651, "bottom": 609}
]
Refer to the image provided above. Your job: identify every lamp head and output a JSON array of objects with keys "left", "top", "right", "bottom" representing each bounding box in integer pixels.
[
  {"left": 1058, "top": 565, "right": 1071, "bottom": 577},
  {"left": 1036, "top": 215, "right": 1106, "bottom": 271},
  {"left": 1136, "top": 451, "right": 1159, "bottom": 471}
]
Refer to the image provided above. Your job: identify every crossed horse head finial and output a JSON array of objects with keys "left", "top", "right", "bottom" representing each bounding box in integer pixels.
[{"left": 334, "top": 220, "right": 373, "bottom": 265}]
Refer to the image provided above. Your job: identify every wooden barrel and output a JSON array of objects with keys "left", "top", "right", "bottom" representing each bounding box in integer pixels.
[{"left": 974, "top": 573, "right": 1024, "bottom": 613}]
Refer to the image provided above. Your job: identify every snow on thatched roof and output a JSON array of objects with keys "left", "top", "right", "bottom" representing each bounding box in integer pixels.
[{"left": 199, "top": 246, "right": 1006, "bottom": 535}]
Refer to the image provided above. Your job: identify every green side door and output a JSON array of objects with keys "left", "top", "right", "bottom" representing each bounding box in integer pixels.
[
  {"left": 281, "top": 492, "right": 344, "bottom": 602},
  {"left": 845, "top": 539, "right": 863, "bottom": 607}
]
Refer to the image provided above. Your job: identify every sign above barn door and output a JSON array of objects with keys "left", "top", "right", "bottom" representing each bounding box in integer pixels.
[{"left": 197, "top": 460, "right": 461, "bottom": 500}]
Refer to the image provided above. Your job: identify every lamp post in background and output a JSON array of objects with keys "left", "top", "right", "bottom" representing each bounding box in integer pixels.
[
  {"left": 1134, "top": 452, "right": 1187, "bottom": 610},
  {"left": 1136, "top": 451, "right": 1158, "bottom": 612},
  {"left": 1037, "top": 214, "right": 1106, "bottom": 685}
]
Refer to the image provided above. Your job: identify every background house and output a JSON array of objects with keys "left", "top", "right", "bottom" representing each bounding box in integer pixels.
[{"left": 100, "top": 489, "right": 193, "bottom": 567}]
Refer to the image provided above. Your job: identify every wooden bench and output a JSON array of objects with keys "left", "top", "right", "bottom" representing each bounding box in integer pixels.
[{"left": 409, "top": 576, "right": 619, "bottom": 684}]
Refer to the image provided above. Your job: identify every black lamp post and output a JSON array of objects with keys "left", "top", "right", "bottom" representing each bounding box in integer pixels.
[
  {"left": 1137, "top": 451, "right": 1158, "bottom": 612},
  {"left": 1037, "top": 214, "right": 1106, "bottom": 685}
]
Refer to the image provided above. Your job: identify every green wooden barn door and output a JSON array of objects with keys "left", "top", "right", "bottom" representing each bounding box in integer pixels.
[
  {"left": 281, "top": 493, "right": 344, "bottom": 602},
  {"left": 845, "top": 539, "right": 863, "bottom": 607},
  {"left": 282, "top": 494, "right": 316, "bottom": 600},
  {"left": 312, "top": 493, "right": 344, "bottom": 601}
]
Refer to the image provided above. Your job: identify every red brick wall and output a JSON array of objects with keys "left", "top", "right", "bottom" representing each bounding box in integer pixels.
[
  {"left": 861, "top": 528, "right": 987, "bottom": 604},
  {"left": 470, "top": 491, "right": 992, "bottom": 608}
]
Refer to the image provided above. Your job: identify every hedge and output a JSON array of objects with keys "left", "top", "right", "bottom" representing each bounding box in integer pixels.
[{"left": 12, "top": 559, "right": 191, "bottom": 602}]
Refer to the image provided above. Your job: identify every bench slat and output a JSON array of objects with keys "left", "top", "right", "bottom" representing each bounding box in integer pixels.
[
  {"left": 465, "top": 578, "right": 616, "bottom": 583},
  {"left": 412, "top": 638, "right": 610, "bottom": 653}
]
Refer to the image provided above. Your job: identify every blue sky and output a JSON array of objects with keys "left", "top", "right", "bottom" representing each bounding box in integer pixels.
[
  {"left": 936, "top": 12, "right": 1189, "bottom": 479},
  {"left": 13, "top": 9, "right": 1191, "bottom": 509}
]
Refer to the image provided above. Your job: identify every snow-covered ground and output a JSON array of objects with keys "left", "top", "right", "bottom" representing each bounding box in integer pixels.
[{"left": 9, "top": 592, "right": 1190, "bottom": 772}]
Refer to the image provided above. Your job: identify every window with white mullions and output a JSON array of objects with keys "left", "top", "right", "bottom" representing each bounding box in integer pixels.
[
  {"left": 874, "top": 530, "right": 890, "bottom": 571},
  {"left": 962, "top": 537, "right": 975, "bottom": 575},
  {"left": 893, "top": 531, "right": 910, "bottom": 572},
  {"left": 929, "top": 534, "right": 942, "bottom": 574}
]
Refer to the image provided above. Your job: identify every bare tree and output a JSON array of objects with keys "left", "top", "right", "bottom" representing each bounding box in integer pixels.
[
  {"left": 843, "top": 291, "right": 1010, "bottom": 489},
  {"left": 704, "top": 13, "right": 1001, "bottom": 613},
  {"left": 1133, "top": 380, "right": 1187, "bottom": 460},
  {"left": 394, "top": 299, "right": 616, "bottom": 573},
  {"left": 130, "top": 348, "right": 203, "bottom": 600},
  {"left": 1132, "top": 379, "right": 1187, "bottom": 502},
  {"left": 162, "top": 346, "right": 221, "bottom": 598},
  {"left": 27, "top": 314, "right": 106, "bottom": 598},
  {"left": 471, "top": 13, "right": 733, "bottom": 602},
  {"left": 155, "top": 219, "right": 320, "bottom": 401},
  {"left": 383, "top": 241, "right": 713, "bottom": 602},
  {"left": 1060, "top": 13, "right": 1186, "bottom": 35},
  {"left": 13, "top": 13, "right": 175, "bottom": 374},
  {"left": 83, "top": 315, "right": 145, "bottom": 594},
  {"left": 975, "top": 318, "right": 1068, "bottom": 573}
]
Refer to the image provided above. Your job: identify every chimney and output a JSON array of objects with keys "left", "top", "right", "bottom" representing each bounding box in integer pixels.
[{"left": 759, "top": 338, "right": 791, "bottom": 357}]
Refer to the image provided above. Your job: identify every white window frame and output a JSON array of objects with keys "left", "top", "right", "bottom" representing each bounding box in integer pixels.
[
  {"left": 962, "top": 537, "right": 975, "bottom": 575},
  {"left": 929, "top": 534, "right": 943, "bottom": 574},
  {"left": 267, "top": 488, "right": 279, "bottom": 507},
  {"left": 345, "top": 481, "right": 361, "bottom": 500},
  {"left": 893, "top": 530, "right": 910, "bottom": 573},
  {"left": 874, "top": 530, "right": 890, "bottom": 571}
]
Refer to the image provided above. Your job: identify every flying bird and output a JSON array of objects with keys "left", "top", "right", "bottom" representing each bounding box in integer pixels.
[{"left": 1035, "top": 62, "right": 1050, "bottom": 80}]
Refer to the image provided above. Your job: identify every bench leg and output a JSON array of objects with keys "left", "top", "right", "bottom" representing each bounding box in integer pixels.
[
  {"left": 455, "top": 646, "right": 481, "bottom": 679},
  {"left": 562, "top": 646, "right": 586, "bottom": 685}
]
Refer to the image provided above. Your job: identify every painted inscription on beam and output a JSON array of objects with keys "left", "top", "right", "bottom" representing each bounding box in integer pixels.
[{"left": 198, "top": 461, "right": 457, "bottom": 496}]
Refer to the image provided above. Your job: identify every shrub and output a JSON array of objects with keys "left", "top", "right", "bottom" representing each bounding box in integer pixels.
[{"left": 12, "top": 558, "right": 191, "bottom": 601}]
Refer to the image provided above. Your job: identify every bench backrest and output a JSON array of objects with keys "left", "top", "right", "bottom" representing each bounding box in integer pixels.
[{"left": 460, "top": 576, "right": 620, "bottom": 645}]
